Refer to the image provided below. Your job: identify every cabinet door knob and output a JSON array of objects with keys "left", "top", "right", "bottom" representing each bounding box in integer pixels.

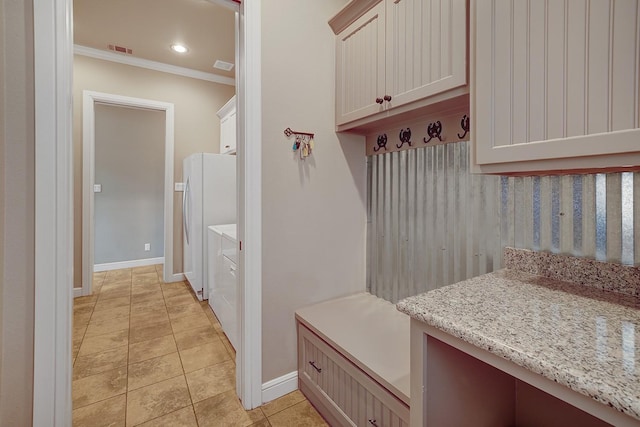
[
  {"left": 375, "top": 97, "right": 384, "bottom": 104},
  {"left": 368, "top": 420, "right": 379, "bottom": 427},
  {"left": 383, "top": 95, "right": 392, "bottom": 102}
]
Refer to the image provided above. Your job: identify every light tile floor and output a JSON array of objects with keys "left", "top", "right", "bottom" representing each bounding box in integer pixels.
[{"left": 73, "top": 265, "right": 328, "bottom": 427}]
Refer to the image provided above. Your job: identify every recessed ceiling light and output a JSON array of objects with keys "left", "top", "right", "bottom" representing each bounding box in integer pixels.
[
  {"left": 213, "top": 59, "right": 234, "bottom": 71},
  {"left": 171, "top": 44, "right": 188, "bottom": 53}
]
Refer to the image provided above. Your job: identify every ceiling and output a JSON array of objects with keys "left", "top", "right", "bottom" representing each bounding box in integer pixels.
[{"left": 73, "top": 0, "right": 236, "bottom": 79}]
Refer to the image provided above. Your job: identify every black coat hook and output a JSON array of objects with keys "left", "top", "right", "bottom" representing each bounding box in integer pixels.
[
  {"left": 424, "top": 121, "right": 443, "bottom": 143},
  {"left": 397, "top": 128, "right": 412, "bottom": 149},
  {"left": 457, "top": 115, "right": 470, "bottom": 139},
  {"left": 374, "top": 134, "right": 388, "bottom": 152}
]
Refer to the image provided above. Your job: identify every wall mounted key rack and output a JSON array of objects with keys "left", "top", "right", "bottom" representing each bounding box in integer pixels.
[{"left": 284, "top": 127, "right": 315, "bottom": 160}]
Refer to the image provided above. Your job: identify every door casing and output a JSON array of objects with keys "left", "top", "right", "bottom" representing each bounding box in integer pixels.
[{"left": 82, "top": 91, "right": 177, "bottom": 297}]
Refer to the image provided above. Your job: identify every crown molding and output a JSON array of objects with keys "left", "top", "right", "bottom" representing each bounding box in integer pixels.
[
  {"left": 74, "top": 44, "right": 236, "bottom": 86},
  {"left": 328, "top": 0, "right": 382, "bottom": 34},
  {"left": 216, "top": 94, "right": 236, "bottom": 118}
]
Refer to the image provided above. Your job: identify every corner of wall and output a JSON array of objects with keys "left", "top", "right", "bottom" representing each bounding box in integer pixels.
[
  {"left": 0, "top": 0, "right": 35, "bottom": 424},
  {"left": 260, "top": 0, "right": 367, "bottom": 386},
  {"left": 0, "top": 0, "right": 6, "bottom": 404}
]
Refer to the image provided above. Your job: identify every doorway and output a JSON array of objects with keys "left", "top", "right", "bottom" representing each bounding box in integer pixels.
[
  {"left": 33, "top": 1, "right": 263, "bottom": 423},
  {"left": 82, "top": 91, "right": 175, "bottom": 297},
  {"left": 94, "top": 104, "right": 164, "bottom": 270}
]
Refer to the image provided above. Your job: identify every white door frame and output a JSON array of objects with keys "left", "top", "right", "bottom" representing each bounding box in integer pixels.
[
  {"left": 33, "top": 0, "right": 74, "bottom": 424},
  {"left": 82, "top": 91, "right": 177, "bottom": 296},
  {"left": 33, "top": 0, "right": 263, "bottom": 423},
  {"left": 237, "top": 0, "right": 263, "bottom": 409}
]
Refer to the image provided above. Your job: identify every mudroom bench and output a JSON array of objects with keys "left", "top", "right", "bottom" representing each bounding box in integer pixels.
[{"left": 295, "top": 293, "right": 410, "bottom": 427}]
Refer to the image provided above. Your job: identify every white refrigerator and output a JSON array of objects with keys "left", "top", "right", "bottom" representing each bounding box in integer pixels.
[{"left": 183, "top": 153, "right": 236, "bottom": 300}]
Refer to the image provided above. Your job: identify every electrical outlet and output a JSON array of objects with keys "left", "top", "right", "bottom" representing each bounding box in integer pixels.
[{"left": 144, "top": 243, "right": 150, "bottom": 251}]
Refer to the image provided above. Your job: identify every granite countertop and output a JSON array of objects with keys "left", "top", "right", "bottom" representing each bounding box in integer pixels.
[{"left": 397, "top": 261, "right": 640, "bottom": 421}]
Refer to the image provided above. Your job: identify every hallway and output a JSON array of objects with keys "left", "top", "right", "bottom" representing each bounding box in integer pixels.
[{"left": 72, "top": 265, "right": 327, "bottom": 426}]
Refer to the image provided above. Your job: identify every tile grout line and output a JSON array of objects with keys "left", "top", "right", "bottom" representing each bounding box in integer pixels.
[
  {"left": 162, "top": 274, "right": 193, "bottom": 401},
  {"left": 72, "top": 271, "right": 128, "bottom": 413},
  {"left": 160, "top": 268, "right": 199, "bottom": 426},
  {"left": 125, "top": 269, "right": 133, "bottom": 427},
  {"left": 130, "top": 404, "right": 197, "bottom": 427},
  {"left": 73, "top": 299, "right": 96, "bottom": 367},
  {"left": 162, "top": 267, "right": 202, "bottom": 427}
]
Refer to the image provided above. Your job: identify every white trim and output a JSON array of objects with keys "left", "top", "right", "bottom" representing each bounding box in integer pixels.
[
  {"left": 261, "top": 372, "right": 299, "bottom": 404},
  {"left": 216, "top": 95, "right": 237, "bottom": 119},
  {"left": 33, "top": 0, "right": 74, "bottom": 424},
  {"left": 82, "top": 91, "right": 177, "bottom": 297},
  {"left": 73, "top": 288, "right": 83, "bottom": 298},
  {"left": 93, "top": 257, "right": 165, "bottom": 272},
  {"left": 207, "top": 0, "right": 239, "bottom": 12},
  {"left": 237, "top": 0, "right": 263, "bottom": 410},
  {"left": 168, "top": 273, "right": 186, "bottom": 282},
  {"left": 74, "top": 45, "right": 236, "bottom": 86}
]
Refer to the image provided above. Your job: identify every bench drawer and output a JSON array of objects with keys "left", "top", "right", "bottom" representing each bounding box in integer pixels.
[{"left": 298, "top": 324, "right": 409, "bottom": 427}]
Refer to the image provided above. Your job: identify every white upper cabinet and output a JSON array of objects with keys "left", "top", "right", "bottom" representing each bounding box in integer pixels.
[
  {"left": 217, "top": 95, "right": 236, "bottom": 155},
  {"left": 473, "top": 0, "right": 640, "bottom": 174},
  {"left": 335, "top": 3, "right": 386, "bottom": 126},
  {"left": 331, "top": 0, "right": 468, "bottom": 131},
  {"left": 385, "top": 0, "right": 467, "bottom": 107}
]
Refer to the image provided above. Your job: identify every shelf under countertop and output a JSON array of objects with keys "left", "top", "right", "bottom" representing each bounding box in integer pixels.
[{"left": 397, "top": 267, "right": 640, "bottom": 421}]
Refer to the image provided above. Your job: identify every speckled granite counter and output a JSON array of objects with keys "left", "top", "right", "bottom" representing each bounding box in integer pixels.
[{"left": 397, "top": 252, "right": 640, "bottom": 422}]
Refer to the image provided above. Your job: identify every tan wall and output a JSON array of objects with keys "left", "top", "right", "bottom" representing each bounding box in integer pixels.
[
  {"left": 73, "top": 55, "right": 235, "bottom": 285},
  {"left": 261, "top": 0, "right": 367, "bottom": 383},
  {"left": 0, "top": 0, "right": 5, "bottom": 417},
  {"left": 0, "top": 2, "right": 6, "bottom": 402},
  {"left": 0, "top": 0, "right": 35, "bottom": 424}
]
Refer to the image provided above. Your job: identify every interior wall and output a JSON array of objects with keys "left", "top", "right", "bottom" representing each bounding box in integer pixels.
[
  {"left": 73, "top": 55, "right": 235, "bottom": 284},
  {"left": 0, "top": 0, "right": 35, "bottom": 424},
  {"left": 94, "top": 104, "right": 165, "bottom": 264},
  {"left": 0, "top": 0, "right": 5, "bottom": 416},
  {"left": 260, "top": 0, "right": 366, "bottom": 384}
]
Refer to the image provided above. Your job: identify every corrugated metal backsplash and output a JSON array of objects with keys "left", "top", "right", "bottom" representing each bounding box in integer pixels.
[{"left": 367, "top": 141, "right": 639, "bottom": 303}]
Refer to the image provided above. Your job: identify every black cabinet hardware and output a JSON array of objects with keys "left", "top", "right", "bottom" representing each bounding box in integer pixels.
[{"left": 309, "top": 361, "right": 322, "bottom": 373}]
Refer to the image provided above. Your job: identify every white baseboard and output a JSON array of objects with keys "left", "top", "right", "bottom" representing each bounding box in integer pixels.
[
  {"left": 262, "top": 371, "right": 298, "bottom": 404},
  {"left": 73, "top": 287, "right": 84, "bottom": 298},
  {"left": 94, "top": 257, "right": 164, "bottom": 272},
  {"left": 165, "top": 273, "right": 185, "bottom": 283}
]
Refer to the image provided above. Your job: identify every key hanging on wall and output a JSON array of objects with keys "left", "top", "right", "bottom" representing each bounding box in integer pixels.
[{"left": 284, "top": 127, "right": 315, "bottom": 160}]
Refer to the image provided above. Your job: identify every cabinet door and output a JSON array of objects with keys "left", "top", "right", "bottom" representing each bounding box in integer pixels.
[
  {"left": 336, "top": 2, "right": 386, "bottom": 126},
  {"left": 386, "top": 0, "right": 467, "bottom": 108},
  {"left": 220, "top": 111, "right": 236, "bottom": 154},
  {"left": 473, "top": 0, "right": 640, "bottom": 173}
]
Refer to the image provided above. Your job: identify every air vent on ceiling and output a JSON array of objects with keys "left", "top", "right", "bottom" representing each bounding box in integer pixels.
[
  {"left": 213, "top": 60, "right": 234, "bottom": 71},
  {"left": 108, "top": 44, "right": 133, "bottom": 55}
]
